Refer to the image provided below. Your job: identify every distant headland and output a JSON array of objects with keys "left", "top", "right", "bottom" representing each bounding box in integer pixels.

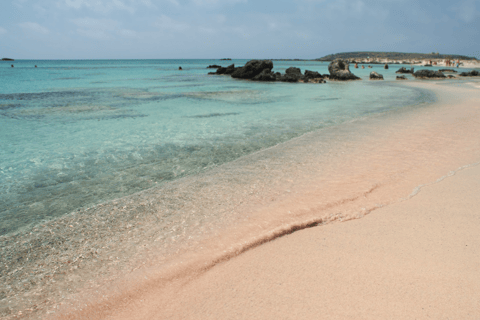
[
  {"left": 316, "top": 52, "right": 476, "bottom": 61},
  {"left": 2, "top": 58, "right": 15, "bottom": 61}
]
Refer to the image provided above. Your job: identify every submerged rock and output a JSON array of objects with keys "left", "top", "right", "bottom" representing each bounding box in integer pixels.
[
  {"left": 396, "top": 75, "right": 408, "bottom": 80},
  {"left": 439, "top": 69, "right": 457, "bottom": 73},
  {"left": 459, "top": 70, "right": 480, "bottom": 77},
  {"left": 231, "top": 60, "right": 273, "bottom": 79},
  {"left": 206, "top": 64, "right": 222, "bottom": 69},
  {"left": 369, "top": 72, "right": 384, "bottom": 80},
  {"left": 413, "top": 69, "right": 446, "bottom": 79},
  {"left": 328, "top": 59, "right": 360, "bottom": 80},
  {"left": 396, "top": 67, "right": 414, "bottom": 74}
]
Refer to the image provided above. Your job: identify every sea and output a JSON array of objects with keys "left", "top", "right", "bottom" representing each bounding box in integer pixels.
[{"left": 1, "top": 59, "right": 476, "bottom": 317}]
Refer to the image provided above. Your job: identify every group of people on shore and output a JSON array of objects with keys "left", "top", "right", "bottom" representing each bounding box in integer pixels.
[{"left": 445, "top": 59, "right": 460, "bottom": 67}]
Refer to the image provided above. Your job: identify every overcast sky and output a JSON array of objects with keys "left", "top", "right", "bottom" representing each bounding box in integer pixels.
[{"left": 1, "top": 0, "right": 479, "bottom": 59}]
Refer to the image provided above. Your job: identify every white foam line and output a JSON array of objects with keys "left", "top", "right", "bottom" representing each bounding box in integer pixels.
[{"left": 402, "top": 161, "right": 480, "bottom": 201}]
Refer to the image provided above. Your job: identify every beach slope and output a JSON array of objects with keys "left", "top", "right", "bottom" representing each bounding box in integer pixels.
[{"left": 108, "top": 162, "right": 480, "bottom": 320}]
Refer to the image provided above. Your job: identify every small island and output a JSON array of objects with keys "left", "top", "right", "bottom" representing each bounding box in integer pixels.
[{"left": 2, "top": 58, "right": 15, "bottom": 61}]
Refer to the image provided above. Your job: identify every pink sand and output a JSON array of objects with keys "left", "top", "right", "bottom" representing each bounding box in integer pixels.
[{"left": 58, "top": 81, "right": 480, "bottom": 320}]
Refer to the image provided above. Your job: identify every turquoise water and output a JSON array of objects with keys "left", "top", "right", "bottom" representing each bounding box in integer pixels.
[{"left": 0, "top": 59, "right": 437, "bottom": 235}]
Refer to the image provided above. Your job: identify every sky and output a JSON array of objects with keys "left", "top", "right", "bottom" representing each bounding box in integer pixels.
[{"left": 0, "top": 0, "right": 479, "bottom": 59}]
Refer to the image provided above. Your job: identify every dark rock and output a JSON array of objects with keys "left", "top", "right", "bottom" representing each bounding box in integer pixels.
[
  {"left": 285, "top": 67, "right": 302, "bottom": 76},
  {"left": 423, "top": 64, "right": 432, "bottom": 67},
  {"left": 220, "top": 58, "right": 232, "bottom": 61},
  {"left": 2, "top": 58, "right": 14, "bottom": 61},
  {"left": 370, "top": 72, "right": 384, "bottom": 80},
  {"left": 277, "top": 73, "right": 301, "bottom": 82},
  {"left": 208, "top": 72, "right": 216, "bottom": 75},
  {"left": 231, "top": 60, "right": 274, "bottom": 79},
  {"left": 396, "top": 67, "right": 414, "bottom": 74},
  {"left": 396, "top": 76, "right": 407, "bottom": 80},
  {"left": 447, "top": 75, "right": 456, "bottom": 78},
  {"left": 304, "top": 70, "right": 323, "bottom": 80},
  {"left": 252, "top": 69, "right": 277, "bottom": 81},
  {"left": 439, "top": 69, "right": 457, "bottom": 73},
  {"left": 328, "top": 59, "right": 360, "bottom": 80},
  {"left": 459, "top": 70, "right": 480, "bottom": 77},
  {"left": 224, "top": 64, "right": 235, "bottom": 75},
  {"left": 384, "top": 64, "right": 389, "bottom": 69},
  {"left": 207, "top": 64, "right": 222, "bottom": 69},
  {"left": 413, "top": 69, "right": 446, "bottom": 79},
  {"left": 216, "top": 67, "right": 227, "bottom": 75}
]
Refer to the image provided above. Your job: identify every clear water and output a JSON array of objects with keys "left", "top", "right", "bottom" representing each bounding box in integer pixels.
[{"left": 0, "top": 59, "right": 438, "bottom": 236}]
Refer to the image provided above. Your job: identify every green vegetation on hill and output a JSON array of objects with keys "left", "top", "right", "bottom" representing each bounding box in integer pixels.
[{"left": 317, "top": 52, "right": 476, "bottom": 61}]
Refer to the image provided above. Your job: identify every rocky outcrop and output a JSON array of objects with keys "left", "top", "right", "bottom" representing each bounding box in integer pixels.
[
  {"left": 328, "top": 59, "right": 360, "bottom": 80},
  {"left": 277, "top": 73, "right": 301, "bottom": 82},
  {"left": 439, "top": 69, "right": 457, "bottom": 73},
  {"left": 215, "top": 67, "right": 227, "bottom": 75},
  {"left": 252, "top": 69, "right": 277, "bottom": 81},
  {"left": 459, "top": 70, "right": 479, "bottom": 77},
  {"left": 2, "top": 58, "right": 14, "bottom": 61},
  {"left": 286, "top": 67, "right": 302, "bottom": 76},
  {"left": 396, "top": 76, "right": 408, "bottom": 80},
  {"left": 224, "top": 64, "right": 236, "bottom": 75},
  {"left": 413, "top": 69, "right": 446, "bottom": 79},
  {"left": 207, "top": 64, "right": 222, "bottom": 69},
  {"left": 396, "top": 67, "right": 414, "bottom": 74},
  {"left": 276, "top": 67, "right": 303, "bottom": 82},
  {"left": 231, "top": 60, "right": 273, "bottom": 79},
  {"left": 304, "top": 70, "right": 324, "bottom": 80},
  {"left": 207, "top": 60, "right": 327, "bottom": 84},
  {"left": 369, "top": 72, "right": 384, "bottom": 80}
]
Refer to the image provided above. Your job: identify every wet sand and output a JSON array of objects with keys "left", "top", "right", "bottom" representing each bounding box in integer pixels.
[{"left": 109, "top": 160, "right": 480, "bottom": 320}]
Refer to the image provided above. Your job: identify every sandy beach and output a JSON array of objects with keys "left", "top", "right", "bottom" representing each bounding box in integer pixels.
[
  {"left": 49, "top": 79, "right": 480, "bottom": 320},
  {"left": 105, "top": 161, "right": 480, "bottom": 320}
]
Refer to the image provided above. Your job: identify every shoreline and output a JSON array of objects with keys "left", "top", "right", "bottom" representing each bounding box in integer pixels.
[
  {"left": 2, "top": 78, "right": 479, "bottom": 319},
  {"left": 116, "top": 160, "right": 480, "bottom": 319},
  {"left": 49, "top": 80, "right": 480, "bottom": 319}
]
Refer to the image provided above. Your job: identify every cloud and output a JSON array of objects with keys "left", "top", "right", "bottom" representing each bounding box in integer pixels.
[
  {"left": 190, "top": 0, "right": 246, "bottom": 6},
  {"left": 19, "top": 22, "right": 50, "bottom": 34},
  {"left": 455, "top": 0, "right": 479, "bottom": 23},
  {"left": 0, "top": 27, "right": 7, "bottom": 35},
  {"left": 72, "top": 18, "right": 119, "bottom": 39},
  {"left": 118, "top": 29, "right": 137, "bottom": 38},
  {"left": 154, "top": 15, "right": 190, "bottom": 32},
  {"left": 63, "top": 0, "right": 135, "bottom": 13}
]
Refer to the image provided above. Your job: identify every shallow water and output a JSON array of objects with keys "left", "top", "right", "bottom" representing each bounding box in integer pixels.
[
  {"left": 0, "top": 59, "right": 438, "bottom": 236},
  {"left": 2, "top": 60, "right": 479, "bottom": 318}
]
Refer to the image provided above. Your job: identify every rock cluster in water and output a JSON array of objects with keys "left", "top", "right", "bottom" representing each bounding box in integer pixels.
[
  {"left": 208, "top": 59, "right": 360, "bottom": 83},
  {"left": 439, "top": 69, "right": 457, "bottom": 73},
  {"left": 459, "top": 70, "right": 480, "bottom": 77},
  {"left": 327, "top": 59, "right": 360, "bottom": 80},
  {"left": 396, "top": 75, "right": 408, "bottom": 80},
  {"left": 370, "top": 71, "right": 384, "bottom": 80},
  {"left": 396, "top": 67, "right": 414, "bottom": 74},
  {"left": 413, "top": 69, "right": 446, "bottom": 79}
]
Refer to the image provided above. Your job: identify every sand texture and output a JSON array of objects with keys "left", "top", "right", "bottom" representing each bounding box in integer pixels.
[
  {"left": 47, "top": 80, "right": 480, "bottom": 320},
  {"left": 102, "top": 162, "right": 480, "bottom": 320}
]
